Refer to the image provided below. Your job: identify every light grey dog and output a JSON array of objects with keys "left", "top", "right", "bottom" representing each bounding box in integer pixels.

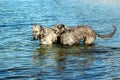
[
  {"left": 60, "top": 25, "right": 116, "bottom": 46},
  {"left": 32, "top": 24, "right": 69, "bottom": 45},
  {"left": 40, "top": 24, "right": 69, "bottom": 45}
]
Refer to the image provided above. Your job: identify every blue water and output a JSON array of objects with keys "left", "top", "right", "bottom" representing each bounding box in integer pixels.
[{"left": 0, "top": 0, "right": 120, "bottom": 80}]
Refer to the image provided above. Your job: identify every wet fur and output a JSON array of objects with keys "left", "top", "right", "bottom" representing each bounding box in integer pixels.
[
  {"left": 60, "top": 25, "right": 116, "bottom": 46},
  {"left": 40, "top": 24, "right": 69, "bottom": 45},
  {"left": 32, "top": 24, "right": 69, "bottom": 45},
  {"left": 32, "top": 24, "right": 116, "bottom": 45}
]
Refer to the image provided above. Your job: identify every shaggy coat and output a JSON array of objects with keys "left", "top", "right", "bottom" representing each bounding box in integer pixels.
[
  {"left": 40, "top": 28, "right": 58, "bottom": 44},
  {"left": 40, "top": 24, "right": 69, "bottom": 45},
  {"left": 60, "top": 25, "right": 116, "bottom": 46},
  {"left": 32, "top": 24, "right": 69, "bottom": 45}
]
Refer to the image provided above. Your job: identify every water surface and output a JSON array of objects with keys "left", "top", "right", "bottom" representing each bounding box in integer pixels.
[{"left": 0, "top": 0, "right": 120, "bottom": 80}]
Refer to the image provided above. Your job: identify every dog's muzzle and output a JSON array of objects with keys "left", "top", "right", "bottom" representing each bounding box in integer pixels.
[{"left": 33, "top": 35, "right": 39, "bottom": 40}]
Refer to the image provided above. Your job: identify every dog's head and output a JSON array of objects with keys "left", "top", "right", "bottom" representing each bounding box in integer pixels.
[
  {"left": 52, "top": 24, "right": 69, "bottom": 35},
  {"left": 32, "top": 24, "right": 43, "bottom": 40}
]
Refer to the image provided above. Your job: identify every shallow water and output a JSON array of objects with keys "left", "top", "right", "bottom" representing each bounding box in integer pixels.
[{"left": 0, "top": 0, "right": 120, "bottom": 80}]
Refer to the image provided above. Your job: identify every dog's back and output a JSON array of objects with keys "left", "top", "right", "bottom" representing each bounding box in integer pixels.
[{"left": 60, "top": 25, "right": 96, "bottom": 45}]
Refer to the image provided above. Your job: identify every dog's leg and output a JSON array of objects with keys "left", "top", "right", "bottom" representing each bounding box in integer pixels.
[{"left": 85, "top": 37, "right": 96, "bottom": 45}]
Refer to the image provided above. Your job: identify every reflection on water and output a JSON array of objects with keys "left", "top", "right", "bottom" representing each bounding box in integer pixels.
[
  {"left": 31, "top": 44, "right": 120, "bottom": 79},
  {"left": 33, "top": 44, "right": 95, "bottom": 67},
  {"left": 33, "top": 45, "right": 96, "bottom": 79}
]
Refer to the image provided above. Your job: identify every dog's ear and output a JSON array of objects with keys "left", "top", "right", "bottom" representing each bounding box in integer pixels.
[
  {"left": 59, "top": 24, "right": 65, "bottom": 29},
  {"left": 60, "top": 24, "right": 69, "bottom": 30},
  {"left": 32, "top": 24, "right": 39, "bottom": 32},
  {"left": 62, "top": 29, "right": 68, "bottom": 33},
  {"left": 52, "top": 28, "right": 60, "bottom": 34},
  {"left": 61, "top": 25, "right": 69, "bottom": 33},
  {"left": 39, "top": 25, "right": 42, "bottom": 28},
  {"left": 43, "top": 28, "right": 49, "bottom": 35}
]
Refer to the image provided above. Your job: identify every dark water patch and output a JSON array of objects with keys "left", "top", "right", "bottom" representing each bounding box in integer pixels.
[
  {"left": 0, "top": 67, "right": 35, "bottom": 73},
  {"left": 4, "top": 76, "right": 31, "bottom": 80}
]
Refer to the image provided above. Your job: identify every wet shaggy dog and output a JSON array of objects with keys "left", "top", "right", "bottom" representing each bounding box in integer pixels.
[
  {"left": 60, "top": 25, "right": 116, "bottom": 46},
  {"left": 40, "top": 24, "right": 69, "bottom": 45},
  {"left": 32, "top": 24, "right": 69, "bottom": 45}
]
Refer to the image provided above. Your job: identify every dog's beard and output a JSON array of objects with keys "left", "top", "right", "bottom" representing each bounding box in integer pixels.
[{"left": 33, "top": 35, "right": 39, "bottom": 40}]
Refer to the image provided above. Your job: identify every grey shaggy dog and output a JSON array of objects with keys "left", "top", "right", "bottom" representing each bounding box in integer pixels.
[
  {"left": 60, "top": 25, "right": 116, "bottom": 46},
  {"left": 40, "top": 24, "right": 69, "bottom": 45},
  {"left": 32, "top": 24, "right": 69, "bottom": 45}
]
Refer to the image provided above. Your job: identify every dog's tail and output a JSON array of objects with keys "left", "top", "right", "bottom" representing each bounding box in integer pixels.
[{"left": 97, "top": 26, "right": 117, "bottom": 39}]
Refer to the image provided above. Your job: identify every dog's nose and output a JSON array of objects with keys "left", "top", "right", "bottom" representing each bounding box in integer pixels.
[
  {"left": 33, "top": 37, "right": 36, "bottom": 40},
  {"left": 33, "top": 36, "right": 38, "bottom": 40}
]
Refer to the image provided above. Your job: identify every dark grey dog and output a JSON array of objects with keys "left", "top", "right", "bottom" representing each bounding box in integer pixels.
[{"left": 60, "top": 25, "right": 116, "bottom": 46}]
